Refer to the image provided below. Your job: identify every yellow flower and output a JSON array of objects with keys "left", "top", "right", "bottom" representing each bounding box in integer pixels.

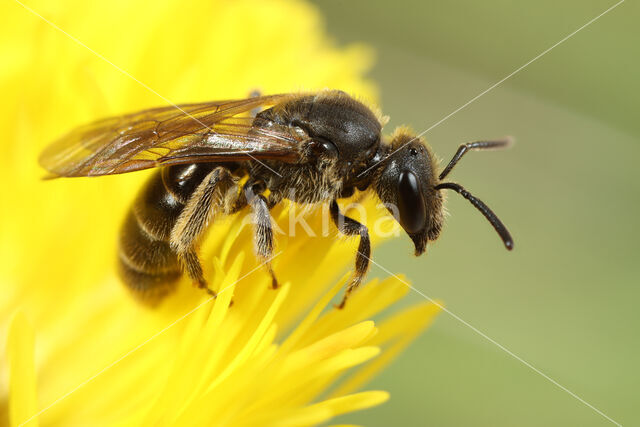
[{"left": 1, "top": 0, "right": 440, "bottom": 425}]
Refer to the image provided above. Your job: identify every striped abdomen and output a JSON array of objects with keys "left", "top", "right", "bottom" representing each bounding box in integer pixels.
[{"left": 118, "top": 163, "right": 215, "bottom": 303}]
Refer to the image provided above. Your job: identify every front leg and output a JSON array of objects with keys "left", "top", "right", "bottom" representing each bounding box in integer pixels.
[
  {"left": 170, "top": 167, "right": 237, "bottom": 295},
  {"left": 330, "top": 200, "right": 371, "bottom": 309},
  {"left": 245, "top": 184, "right": 279, "bottom": 289}
]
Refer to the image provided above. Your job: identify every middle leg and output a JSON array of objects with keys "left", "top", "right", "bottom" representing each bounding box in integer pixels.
[
  {"left": 245, "top": 184, "right": 279, "bottom": 289},
  {"left": 330, "top": 200, "right": 371, "bottom": 308}
]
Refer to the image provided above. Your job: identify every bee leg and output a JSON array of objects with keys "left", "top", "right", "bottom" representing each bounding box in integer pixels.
[
  {"left": 330, "top": 200, "right": 371, "bottom": 309},
  {"left": 170, "top": 167, "right": 237, "bottom": 295},
  {"left": 245, "top": 184, "right": 278, "bottom": 289}
]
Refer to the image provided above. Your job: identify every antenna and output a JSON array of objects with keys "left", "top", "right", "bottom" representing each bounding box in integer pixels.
[
  {"left": 439, "top": 137, "right": 513, "bottom": 180},
  {"left": 434, "top": 182, "right": 513, "bottom": 250}
]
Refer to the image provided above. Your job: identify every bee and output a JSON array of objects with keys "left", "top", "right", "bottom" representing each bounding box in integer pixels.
[{"left": 40, "top": 90, "right": 513, "bottom": 307}]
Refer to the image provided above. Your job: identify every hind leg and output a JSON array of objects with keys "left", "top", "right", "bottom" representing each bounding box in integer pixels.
[{"left": 170, "top": 167, "right": 237, "bottom": 295}]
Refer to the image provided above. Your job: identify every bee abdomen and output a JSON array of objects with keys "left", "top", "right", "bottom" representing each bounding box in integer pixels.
[
  {"left": 118, "top": 164, "right": 220, "bottom": 303},
  {"left": 118, "top": 170, "right": 186, "bottom": 303},
  {"left": 119, "top": 208, "right": 182, "bottom": 303}
]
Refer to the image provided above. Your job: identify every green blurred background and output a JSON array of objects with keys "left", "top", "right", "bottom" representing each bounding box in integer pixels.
[{"left": 313, "top": 0, "right": 639, "bottom": 425}]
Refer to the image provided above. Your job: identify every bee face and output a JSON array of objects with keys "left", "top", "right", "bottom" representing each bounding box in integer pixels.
[{"left": 374, "top": 131, "right": 443, "bottom": 255}]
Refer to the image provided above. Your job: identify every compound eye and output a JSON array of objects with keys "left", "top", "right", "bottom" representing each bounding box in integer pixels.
[{"left": 397, "top": 170, "right": 426, "bottom": 233}]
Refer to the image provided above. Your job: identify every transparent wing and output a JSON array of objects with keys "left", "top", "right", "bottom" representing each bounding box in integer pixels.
[{"left": 39, "top": 94, "right": 302, "bottom": 177}]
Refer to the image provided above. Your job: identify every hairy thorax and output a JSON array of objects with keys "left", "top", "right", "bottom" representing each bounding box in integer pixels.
[{"left": 256, "top": 160, "right": 344, "bottom": 205}]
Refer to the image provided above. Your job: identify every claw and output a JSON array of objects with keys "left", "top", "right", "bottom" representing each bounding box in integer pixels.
[
  {"left": 195, "top": 279, "right": 217, "bottom": 299},
  {"left": 335, "top": 277, "right": 361, "bottom": 309},
  {"left": 267, "top": 266, "right": 279, "bottom": 289}
]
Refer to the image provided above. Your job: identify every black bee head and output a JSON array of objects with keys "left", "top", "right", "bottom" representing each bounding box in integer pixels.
[
  {"left": 374, "top": 128, "right": 444, "bottom": 256},
  {"left": 374, "top": 130, "right": 514, "bottom": 254}
]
